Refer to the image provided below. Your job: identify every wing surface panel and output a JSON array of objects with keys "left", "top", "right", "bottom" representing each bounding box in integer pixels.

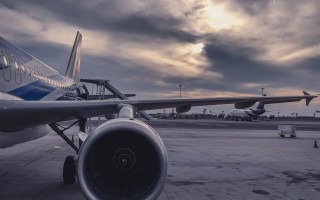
[{"left": 0, "top": 93, "right": 315, "bottom": 131}]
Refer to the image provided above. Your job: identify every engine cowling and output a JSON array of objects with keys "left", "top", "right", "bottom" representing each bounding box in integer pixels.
[
  {"left": 77, "top": 118, "right": 167, "bottom": 200},
  {"left": 176, "top": 104, "right": 191, "bottom": 113},
  {"left": 235, "top": 101, "right": 256, "bottom": 109}
]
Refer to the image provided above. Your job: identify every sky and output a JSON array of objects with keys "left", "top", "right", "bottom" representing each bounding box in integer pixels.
[{"left": 0, "top": 0, "right": 320, "bottom": 116}]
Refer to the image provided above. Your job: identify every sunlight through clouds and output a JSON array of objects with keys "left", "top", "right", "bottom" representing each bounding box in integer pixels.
[
  {"left": 205, "top": 3, "right": 243, "bottom": 30},
  {"left": 0, "top": 0, "right": 319, "bottom": 115}
]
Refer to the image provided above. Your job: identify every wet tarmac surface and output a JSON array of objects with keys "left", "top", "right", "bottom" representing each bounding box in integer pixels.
[{"left": 1, "top": 119, "right": 320, "bottom": 199}]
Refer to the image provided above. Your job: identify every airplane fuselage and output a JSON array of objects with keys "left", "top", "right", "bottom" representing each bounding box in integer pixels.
[
  {"left": 0, "top": 37, "right": 78, "bottom": 147},
  {"left": 0, "top": 37, "right": 77, "bottom": 101},
  {"left": 226, "top": 108, "right": 266, "bottom": 121}
]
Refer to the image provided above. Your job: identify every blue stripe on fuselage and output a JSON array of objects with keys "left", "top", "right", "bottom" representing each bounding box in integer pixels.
[{"left": 8, "top": 81, "right": 56, "bottom": 100}]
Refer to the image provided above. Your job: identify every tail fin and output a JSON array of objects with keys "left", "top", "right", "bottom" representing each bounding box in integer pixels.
[
  {"left": 256, "top": 102, "right": 264, "bottom": 109},
  {"left": 65, "top": 31, "right": 82, "bottom": 82}
]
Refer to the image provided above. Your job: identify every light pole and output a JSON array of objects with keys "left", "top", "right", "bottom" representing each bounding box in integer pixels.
[
  {"left": 178, "top": 84, "right": 182, "bottom": 98},
  {"left": 261, "top": 87, "right": 266, "bottom": 96}
]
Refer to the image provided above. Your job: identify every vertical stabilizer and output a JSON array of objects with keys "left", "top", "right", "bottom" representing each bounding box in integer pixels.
[
  {"left": 65, "top": 31, "right": 82, "bottom": 82},
  {"left": 256, "top": 102, "right": 264, "bottom": 109}
]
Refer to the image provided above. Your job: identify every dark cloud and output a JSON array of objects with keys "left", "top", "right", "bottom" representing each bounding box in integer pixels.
[
  {"left": 204, "top": 38, "right": 281, "bottom": 81},
  {"left": 228, "top": 0, "right": 270, "bottom": 16},
  {"left": 109, "top": 14, "right": 199, "bottom": 43},
  {"left": 1, "top": 0, "right": 320, "bottom": 115},
  {"left": 201, "top": 36, "right": 320, "bottom": 92},
  {"left": 0, "top": 0, "right": 200, "bottom": 43},
  {"left": 295, "top": 56, "right": 320, "bottom": 73},
  {"left": 185, "top": 3, "right": 206, "bottom": 17}
]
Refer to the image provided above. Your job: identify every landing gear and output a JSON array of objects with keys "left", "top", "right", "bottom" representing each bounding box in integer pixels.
[
  {"left": 63, "top": 155, "right": 76, "bottom": 184},
  {"left": 49, "top": 118, "right": 87, "bottom": 185}
]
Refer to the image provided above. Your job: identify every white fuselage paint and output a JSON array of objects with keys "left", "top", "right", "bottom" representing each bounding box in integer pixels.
[
  {"left": 0, "top": 37, "right": 77, "bottom": 148},
  {"left": 227, "top": 109, "right": 252, "bottom": 118}
]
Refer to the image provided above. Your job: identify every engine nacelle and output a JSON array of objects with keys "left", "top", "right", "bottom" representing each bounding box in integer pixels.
[
  {"left": 176, "top": 104, "right": 191, "bottom": 113},
  {"left": 77, "top": 118, "right": 167, "bottom": 200},
  {"left": 235, "top": 101, "right": 256, "bottom": 109}
]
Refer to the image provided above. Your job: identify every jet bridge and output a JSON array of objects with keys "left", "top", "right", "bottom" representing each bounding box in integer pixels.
[{"left": 80, "top": 78, "right": 155, "bottom": 120}]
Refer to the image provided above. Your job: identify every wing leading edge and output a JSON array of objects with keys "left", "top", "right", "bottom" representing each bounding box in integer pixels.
[{"left": 0, "top": 92, "right": 316, "bottom": 131}]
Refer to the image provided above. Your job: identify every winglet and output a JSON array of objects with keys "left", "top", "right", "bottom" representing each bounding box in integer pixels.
[
  {"left": 303, "top": 91, "right": 316, "bottom": 106},
  {"left": 303, "top": 91, "right": 310, "bottom": 96}
]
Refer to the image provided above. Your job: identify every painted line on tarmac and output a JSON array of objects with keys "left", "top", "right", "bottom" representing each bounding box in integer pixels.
[
  {"left": 212, "top": 124, "right": 227, "bottom": 127},
  {"left": 21, "top": 155, "right": 42, "bottom": 166},
  {"left": 45, "top": 146, "right": 61, "bottom": 154}
]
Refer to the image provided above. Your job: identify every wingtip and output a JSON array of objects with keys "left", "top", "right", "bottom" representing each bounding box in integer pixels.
[
  {"left": 303, "top": 91, "right": 310, "bottom": 96},
  {"left": 303, "top": 91, "right": 317, "bottom": 106}
]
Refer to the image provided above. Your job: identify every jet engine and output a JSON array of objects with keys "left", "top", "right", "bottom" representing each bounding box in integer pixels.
[
  {"left": 77, "top": 118, "right": 167, "bottom": 200},
  {"left": 235, "top": 101, "right": 256, "bottom": 109},
  {"left": 176, "top": 104, "right": 191, "bottom": 113}
]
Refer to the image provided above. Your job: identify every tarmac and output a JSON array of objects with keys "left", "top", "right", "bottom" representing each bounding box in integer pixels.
[{"left": 1, "top": 119, "right": 320, "bottom": 200}]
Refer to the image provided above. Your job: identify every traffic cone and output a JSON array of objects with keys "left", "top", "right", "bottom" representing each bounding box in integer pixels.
[{"left": 314, "top": 140, "right": 318, "bottom": 148}]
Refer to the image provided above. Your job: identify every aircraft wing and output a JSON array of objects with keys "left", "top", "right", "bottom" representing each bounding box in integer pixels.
[
  {"left": 0, "top": 93, "right": 316, "bottom": 131},
  {"left": 256, "top": 91, "right": 315, "bottom": 106}
]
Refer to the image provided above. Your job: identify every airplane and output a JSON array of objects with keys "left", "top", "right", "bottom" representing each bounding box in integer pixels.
[
  {"left": 0, "top": 31, "right": 316, "bottom": 200},
  {"left": 225, "top": 102, "right": 266, "bottom": 121},
  {"left": 224, "top": 97, "right": 308, "bottom": 121}
]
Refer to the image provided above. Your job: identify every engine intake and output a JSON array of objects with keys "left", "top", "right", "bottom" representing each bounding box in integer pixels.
[{"left": 77, "top": 119, "right": 167, "bottom": 200}]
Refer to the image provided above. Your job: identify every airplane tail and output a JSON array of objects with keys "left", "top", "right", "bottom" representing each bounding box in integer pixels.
[
  {"left": 65, "top": 31, "right": 82, "bottom": 82},
  {"left": 256, "top": 102, "right": 265, "bottom": 110}
]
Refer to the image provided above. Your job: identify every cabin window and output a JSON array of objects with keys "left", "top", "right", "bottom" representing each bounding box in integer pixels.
[
  {"left": 37, "top": 71, "right": 41, "bottom": 80},
  {"left": 11, "top": 56, "right": 18, "bottom": 70},
  {"left": 2, "top": 56, "right": 8, "bottom": 67},
  {"left": 14, "top": 61, "right": 19, "bottom": 70},
  {"left": 21, "top": 65, "right": 26, "bottom": 73},
  {"left": 27, "top": 67, "right": 31, "bottom": 76}
]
